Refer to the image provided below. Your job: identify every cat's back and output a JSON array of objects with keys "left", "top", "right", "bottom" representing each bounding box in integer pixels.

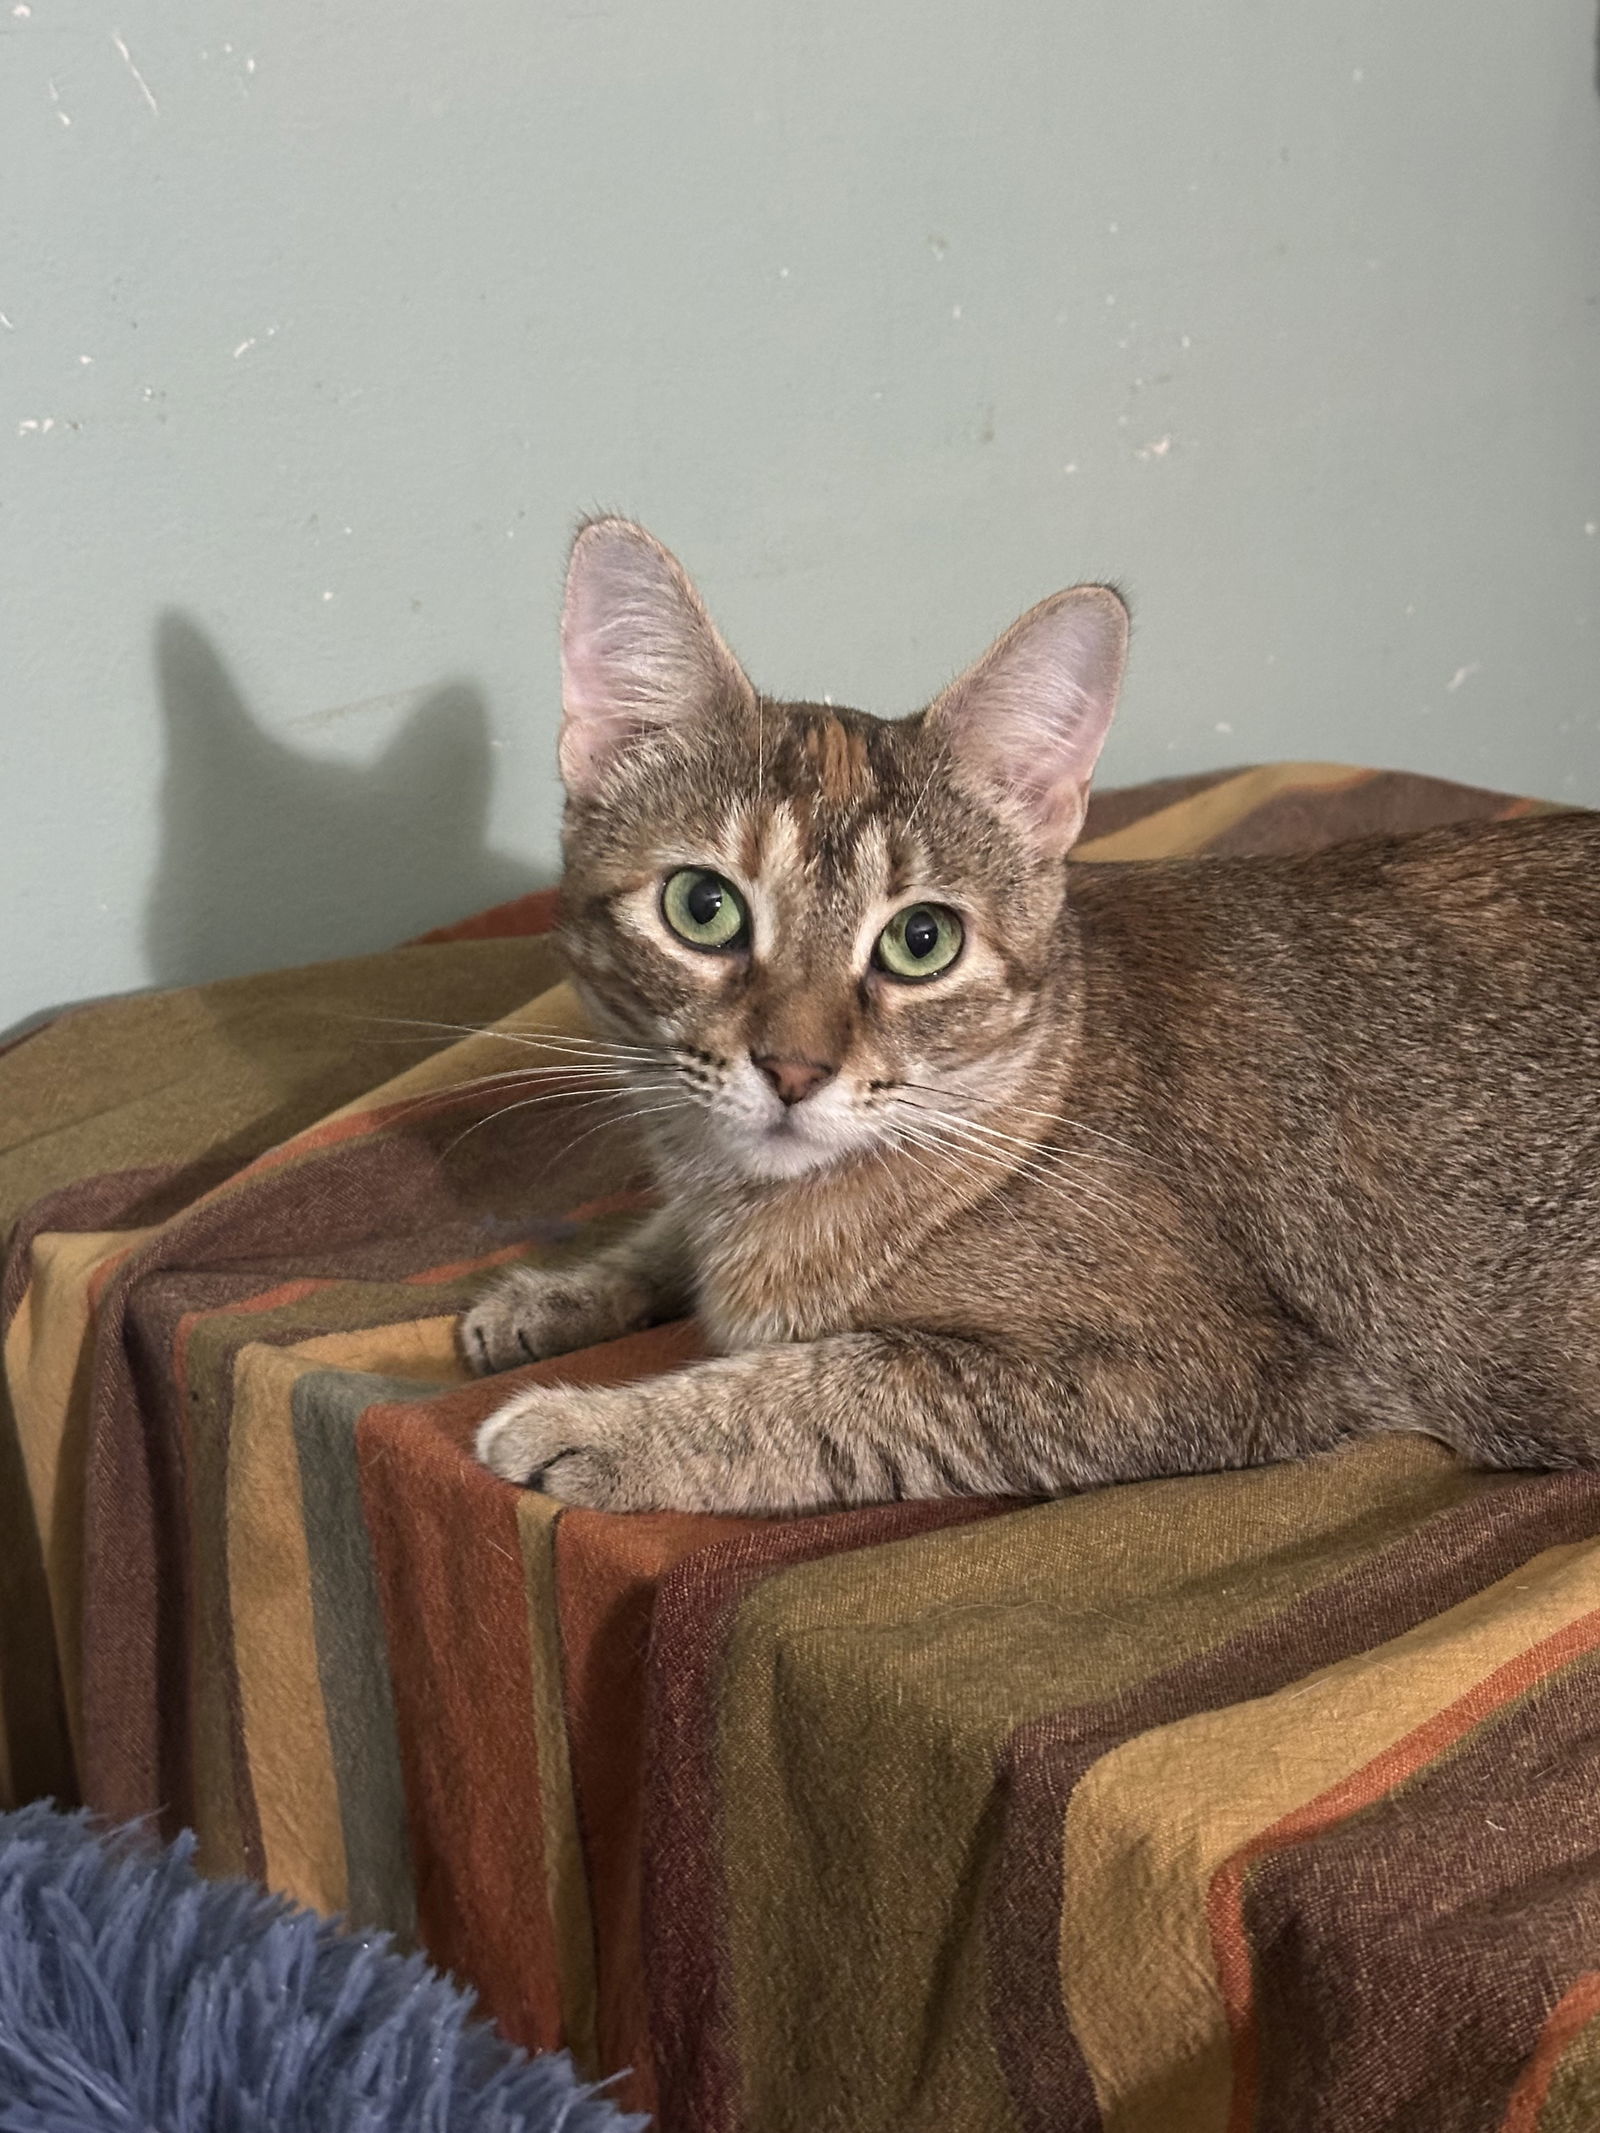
[
  {"left": 1070, "top": 809, "right": 1600, "bottom": 1025},
  {"left": 1065, "top": 807, "right": 1600, "bottom": 1252}
]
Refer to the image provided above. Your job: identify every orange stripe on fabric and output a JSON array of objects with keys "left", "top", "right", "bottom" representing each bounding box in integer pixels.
[
  {"left": 1500, "top": 1972, "right": 1600, "bottom": 2133},
  {"left": 85, "top": 1241, "right": 142, "bottom": 1312},
  {"left": 171, "top": 1219, "right": 634, "bottom": 1404},
  {"left": 223, "top": 1066, "right": 620, "bottom": 1192},
  {"left": 1211, "top": 1607, "right": 1600, "bottom": 2133}
]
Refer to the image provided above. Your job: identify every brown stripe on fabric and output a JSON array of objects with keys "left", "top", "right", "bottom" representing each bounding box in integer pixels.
[
  {"left": 357, "top": 1377, "right": 567, "bottom": 2050},
  {"left": 1059, "top": 1544, "right": 1600, "bottom": 2133},
  {"left": 1240, "top": 1636, "right": 1600, "bottom": 2133},
  {"left": 517, "top": 1493, "right": 603, "bottom": 2079},
  {"left": 986, "top": 1465, "right": 1600, "bottom": 2133},
  {"left": 1078, "top": 769, "right": 1245, "bottom": 844},
  {"left": 643, "top": 1495, "right": 1014, "bottom": 2133},
  {"left": 1503, "top": 1978, "right": 1600, "bottom": 2133},
  {"left": 0, "top": 1166, "right": 195, "bottom": 1812},
  {"left": 1193, "top": 769, "right": 1557, "bottom": 859},
  {"left": 409, "top": 1312, "right": 722, "bottom": 2111},
  {"left": 409, "top": 885, "right": 562, "bottom": 943},
  {"left": 81, "top": 1071, "right": 641, "bottom": 1821},
  {"left": 1074, "top": 764, "right": 1373, "bottom": 863},
  {"left": 555, "top": 1479, "right": 761, "bottom": 2118}
]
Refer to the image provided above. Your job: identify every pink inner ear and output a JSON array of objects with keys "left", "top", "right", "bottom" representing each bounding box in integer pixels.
[
  {"left": 556, "top": 519, "right": 747, "bottom": 796},
  {"left": 932, "top": 586, "right": 1128, "bottom": 858}
]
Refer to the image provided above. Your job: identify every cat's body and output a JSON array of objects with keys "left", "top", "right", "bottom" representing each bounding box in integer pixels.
[{"left": 463, "top": 520, "right": 1600, "bottom": 1513}]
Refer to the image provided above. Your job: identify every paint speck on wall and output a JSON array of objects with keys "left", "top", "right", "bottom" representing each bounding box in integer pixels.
[
  {"left": 110, "top": 31, "right": 161, "bottom": 117},
  {"left": 1445, "top": 663, "right": 1480, "bottom": 693}
]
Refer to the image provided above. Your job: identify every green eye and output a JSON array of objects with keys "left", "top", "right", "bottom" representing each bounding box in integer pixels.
[
  {"left": 874, "top": 902, "right": 964, "bottom": 981},
  {"left": 661, "top": 868, "right": 748, "bottom": 951}
]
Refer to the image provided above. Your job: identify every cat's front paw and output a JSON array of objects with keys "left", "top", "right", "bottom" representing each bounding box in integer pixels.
[
  {"left": 460, "top": 1265, "right": 611, "bottom": 1375},
  {"left": 475, "top": 1383, "right": 627, "bottom": 1509}
]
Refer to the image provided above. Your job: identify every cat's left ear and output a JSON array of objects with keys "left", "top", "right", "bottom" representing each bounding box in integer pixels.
[{"left": 925, "top": 585, "right": 1129, "bottom": 858}]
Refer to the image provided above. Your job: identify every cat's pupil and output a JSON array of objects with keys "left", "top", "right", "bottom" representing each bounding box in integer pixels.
[
  {"left": 904, "top": 908, "right": 939, "bottom": 960},
  {"left": 687, "top": 875, "right": 724, "bottom": 926}
]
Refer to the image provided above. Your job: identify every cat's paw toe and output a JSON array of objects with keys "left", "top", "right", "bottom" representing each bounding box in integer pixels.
[
  {"left": 475, "top": 1389, "right": 622, "bottom": 1507},
  {"left": 459, "top": 1267, "right": 593, "bottom": 1375}
]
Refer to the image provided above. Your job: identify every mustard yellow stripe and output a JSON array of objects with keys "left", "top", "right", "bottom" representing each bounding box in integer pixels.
[
  {"left": 1061, "top": 1538, "right": 1600, "bottom": 2133},
  {"left": 226, "top": 1340, "right": 348, "bottom": 1909},
  {"left": 1076, "top": 762, "right": 1369, "bottom": 862},
  {"left": 296, "top": 1314, "right": 465, "bottom": 1383}
]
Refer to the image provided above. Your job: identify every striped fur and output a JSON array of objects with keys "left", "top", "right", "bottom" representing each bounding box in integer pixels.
[{"left": 467, "top": 521, "right": 1600, "bottom": 1516}]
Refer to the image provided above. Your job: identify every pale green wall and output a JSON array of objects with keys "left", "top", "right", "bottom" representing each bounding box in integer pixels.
[{"left": 4, "top": 1, "right": 1599, "bottom": 1034}]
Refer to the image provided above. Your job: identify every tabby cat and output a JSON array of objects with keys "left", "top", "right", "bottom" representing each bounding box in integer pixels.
[{"left": 462, "top": 517, "right": 1600, "bottom": 1514}]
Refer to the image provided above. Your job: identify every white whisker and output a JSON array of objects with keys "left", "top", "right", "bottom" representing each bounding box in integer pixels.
[
  {"left": 892, "top": 1101, "right": 1130, "bottom": 1224},
  {"left": 343, "top": 1011, "right": 664, "bottom": 1061},
  {"left": 898, "top": 1079, "right": 1143, "bottom": 1161},
  {"left": 441, "top": 1081, "right": 675, "bottom": 1156},
  {"left": 523, "top": 1097, "right": 697, "bottom": 1186}
]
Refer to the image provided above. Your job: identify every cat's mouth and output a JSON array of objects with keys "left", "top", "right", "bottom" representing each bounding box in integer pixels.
[{"left": 718, "top": 1099, "right": 879, "bottom": 1183}]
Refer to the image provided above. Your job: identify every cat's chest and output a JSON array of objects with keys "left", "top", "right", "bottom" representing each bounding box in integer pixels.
[{"left": 688, "top": 1200, "right": 894, "bottom": 1351}]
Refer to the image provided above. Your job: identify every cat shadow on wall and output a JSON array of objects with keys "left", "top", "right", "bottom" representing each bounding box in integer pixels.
[{"left": 145, "top": 613, "right": 544, "bottom": 989}]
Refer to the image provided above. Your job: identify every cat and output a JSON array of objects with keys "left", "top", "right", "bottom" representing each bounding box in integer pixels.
[{"left": 460, "top": 516, "right": 1600, "bottom": 1515}]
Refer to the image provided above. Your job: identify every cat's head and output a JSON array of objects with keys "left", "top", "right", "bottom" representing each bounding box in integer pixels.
[{"left": 555, "top": 518, "right": 1127, "bottom": 1184}]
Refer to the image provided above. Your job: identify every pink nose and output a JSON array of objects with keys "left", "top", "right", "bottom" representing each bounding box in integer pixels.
[{"left": 752, "top": 1054, "right": 836, "bottom": 1107}]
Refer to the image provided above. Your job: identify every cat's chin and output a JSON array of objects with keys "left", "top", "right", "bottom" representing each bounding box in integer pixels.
[{"left": 717, "top": 1115, "right": 875, "bottom": 1185}]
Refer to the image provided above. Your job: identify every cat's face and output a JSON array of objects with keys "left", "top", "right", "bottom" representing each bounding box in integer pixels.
[{"left": 552, "top": 519, "right": 1128, "bottom": 1185}]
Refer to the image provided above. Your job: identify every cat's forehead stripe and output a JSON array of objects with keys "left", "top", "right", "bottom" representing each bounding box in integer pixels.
[{"left": 803, "top": 715, "right": 873, "bottom": 807}]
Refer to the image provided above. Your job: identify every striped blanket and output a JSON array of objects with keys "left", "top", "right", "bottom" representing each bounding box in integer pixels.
[{"left": 4, "top": 761, "right": 1596, "bottom": 2132}]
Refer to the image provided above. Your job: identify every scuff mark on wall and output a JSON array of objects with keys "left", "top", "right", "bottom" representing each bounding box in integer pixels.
[{"left": 109, "top": 30, "right": 160, "bottom": 116}]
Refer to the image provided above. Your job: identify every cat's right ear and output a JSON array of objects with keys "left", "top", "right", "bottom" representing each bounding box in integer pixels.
[
  {"left": 925, "top": 584, "right": 1130, "bottom": 859},
  {"left": 558, "top": 517, "right": 755, "bottom": 796}
]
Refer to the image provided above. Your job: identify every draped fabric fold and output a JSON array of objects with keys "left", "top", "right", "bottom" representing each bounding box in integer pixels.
[{"left": 6, "top": 768, "right": 1594, "bottom": 2132}]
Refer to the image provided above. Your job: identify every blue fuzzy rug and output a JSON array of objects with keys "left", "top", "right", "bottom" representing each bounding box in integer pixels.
[{"left": 0, "top": 1804, "right": 645, "bottom": 2132}]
